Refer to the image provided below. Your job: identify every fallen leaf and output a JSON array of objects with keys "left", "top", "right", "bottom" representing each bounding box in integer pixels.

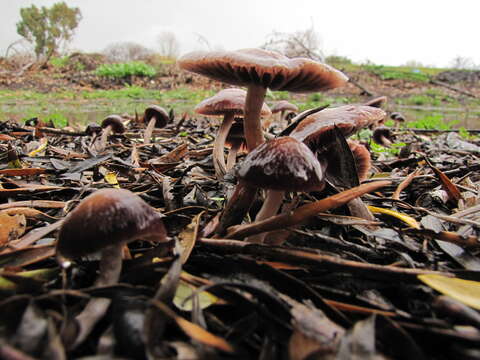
[
  {"left": 0, "top": 212, "right": 26, "bottom": 245},
  {"left": 368, "top": 205, "right": 420, "bottom": 229}
]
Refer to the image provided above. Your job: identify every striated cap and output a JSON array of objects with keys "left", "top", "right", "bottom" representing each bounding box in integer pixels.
[
  {"left": 178, "top": 48, "right": 348, "bottom": 92},
  {"left": 363, "top": 96, "right": 388, "bottom": 109},
  {"left": 195, "top": 88, "right": 271, "bottom": 116},
  {"left": 144, "top": 105, "right": 170, "bottom": 128},
  {"left": 271, "top": 100, "right": 299, "bottom": 114},
  {"left": 237, "top": 136, "right": 324, "bottom": 192},
  {"left": 290, "top": 105, "right": 386, "bottom": 152},
  {"left": 101, "top": 115, "right": 125, "bottom": 134},
  {"left": 347, "top": 140, "right": 371, "bottom": 182},
  {"left": 57, "top": 188, "right": 166, "bottom": 259}
]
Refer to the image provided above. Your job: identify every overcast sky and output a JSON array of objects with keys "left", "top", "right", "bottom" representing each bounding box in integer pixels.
[{"left": 2, "top": 0, "right": 479, "bottom": 68}]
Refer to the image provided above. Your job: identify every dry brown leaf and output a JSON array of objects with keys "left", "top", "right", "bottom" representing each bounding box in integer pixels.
[{"left": 0, "top": 212, "right": 26, "bottom": 245}]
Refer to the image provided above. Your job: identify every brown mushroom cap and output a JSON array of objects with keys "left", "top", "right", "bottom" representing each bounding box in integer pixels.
[
  {"left": 364, "top": 96, "right": 388, "bottom": 109},
  {"left": 195, "top": 88, "right": 271, "bottom": 116},
  {"left": 178, "top": 48, "right": 348, "bottom": 92},
  {"left": 290, "top": 105, "right": 386, "bottom": 151},
  {"left": 372, "top": 126, "right": 393, "bottom": 147},
  {"left": 101, "top": 115, "right": 125, "bottom": 134},
  {"left": 225, "top": 121, "right": 247, "bottom": 149},
  {"left": 237, "top": 136, "right": 324, "bottom": 192},
  {"left": 347, "top": 140, "right": 371, "bottom": 182},
  {"left": 57, "top": 188, "right": 166, "bottom": 259},
  {"left": 144, "top": 105, "right": 170, "bottom": 128},
  {"left": 270, "top": 100, "right": 299, "bottom": 114},
  {"left": 85, "top": 123, "right": 102, "bottom": 136},
  {"left": 390, "top": 112, "right": 406, "bottom": 122}
]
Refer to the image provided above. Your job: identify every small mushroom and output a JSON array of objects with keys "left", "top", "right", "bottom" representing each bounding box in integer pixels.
[
  {"left": 363, "top": 95, "right": 388, "bottom": 109},
  {"left": 372, "top": 126, "right": 394, "bottom": 147},
  {"left": 57, "top": 188, "right": 167, "bottom": 348},
  {"left": 347, "top": 140, "right": 371, "bottom": 182},
  {"left": 195, "top": 88, "right": 270, "bottom": 178},
  {"left": 143, "top": 105, "right": 169, "bottom": 145},
  {"left": 390, "top": 111, "right": 406, "bottom": 129},
  {"left": 271, "top": 100, "right": 299, "bottom": 125},
  {"left": 99, "top": 115, "right": 126, "bottom": 151},
  {"left": 225, "top": 121, "right": 247, "bottom": 170},
  {"left": 237, "top": 136, "right": 324, "bottom": 243}
]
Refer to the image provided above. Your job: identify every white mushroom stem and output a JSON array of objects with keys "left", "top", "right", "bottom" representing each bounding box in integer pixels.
[
  {"left": 244, "top": 84, "right": 267, "bottom": 151},
  {"left": 226, "top": 139, "right": 242, "bottom": 171},
  {"left": 99, "top": 125, "right": 113, "bottom": 152},
  {"left": 246, "top": 189, "right": 285, "bottom": 243},
  {"left": 213, "top": 113, "right": 235, "bottom": 178},
  {"left": 143, "top": 117, "right": 157, "bottom": 145},
  {"left": 71, "top": 244, "right": 123, "bottom": 349}
]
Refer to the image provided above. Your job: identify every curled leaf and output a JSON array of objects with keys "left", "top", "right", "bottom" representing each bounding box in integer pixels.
[{"left": 368, "top": 206, "right": 420, "bottom": 229}]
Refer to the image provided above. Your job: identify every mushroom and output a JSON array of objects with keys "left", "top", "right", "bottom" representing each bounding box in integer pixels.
[
  {"left": 390, "top": 111, "right": 406, "bottom": 129},
  {"left": 99, "top": 115, "right": 126, "bottom": 151},
  {"left": 363, "top": 95, "right": 388, "bottom": 109},
  {"left": 347, "top": 140, "right": 372, "bottom": 182},
  {"left": 143, "top": 105, "right": 169, "bottom": 145},
  {"left": 236, "top": 136, "right": 324, "bottom": 243},
  {"left": 372, "top": 126, "right": 394, "bottom": 147},
  {"left": 56, "top": 188, "right": 167, "bottom": 348},
  {"left": 195, "top": 88, "right": 271, "bottom": 178},
  {"left": 225, "top": 121, "right": 247, "bottom": 171},
  {"left": 178, "top": 48, "right": 348, "bottom": 234},
  {"left": 271, "top": 100, "right": 299, "bottom": 125}
]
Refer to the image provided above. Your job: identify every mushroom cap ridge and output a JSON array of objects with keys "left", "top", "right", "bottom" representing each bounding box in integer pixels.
[
  {"left": 178, "top": 48, "right": 348, "bottom": 92},
  {"left": 57, "top": 188, "right": 166, "bottom": 259}
]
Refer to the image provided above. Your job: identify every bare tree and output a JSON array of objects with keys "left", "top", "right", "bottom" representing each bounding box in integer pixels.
[
  {"left": 450, "top": 56, "right": 476, "bottom": 70},
  {"left": 157, "top": 31, "right": 180, "bottom": 58},
  {"left": 261, "top": 24, "right": 324, "bottom": 61},
  {"left": 103, "top": 42, "right": 152, "bottom": 62}
]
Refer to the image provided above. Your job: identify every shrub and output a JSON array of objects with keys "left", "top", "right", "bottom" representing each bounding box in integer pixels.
[{"left": 95, "top": 62, "right": 156, "bottom": 78}]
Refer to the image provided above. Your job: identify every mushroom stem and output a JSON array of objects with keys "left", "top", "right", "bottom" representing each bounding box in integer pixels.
[
  {"left": 225, "top": 181, "right": 391, "bottom": 240},
  {"left": 71, "top": 244, "right": 123, "bottom": 349},
  {"left": 226, "top": 139, "right": 242, "bottom": 170},
  {"left": 213, "top": 113, "right": 235, "bottom": 178},
  {"left": 244, "top": 84, "right": 267, "bottom": 151},
  {"left": 214, "top": 181, "right": 258, "bottom": 236},
  {"left": 144, "top": 117, "right": 157, "bottom": 145},
  {"left": 99, "top": 125, "right": 112, "bottom": 152},
  {"left": 246, "top": 189, "right": 285, "bottom": 243}
]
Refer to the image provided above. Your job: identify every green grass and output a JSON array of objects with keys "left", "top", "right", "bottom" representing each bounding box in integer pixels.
[
  {"left": 95, "top": 62, "right": 156, "bottom": 78},
  {"left": 407, "top": 114, "right": 458, "bottom": 130},
  {"left": 364, "top": 64, "right": 440, "bottom": 83}
]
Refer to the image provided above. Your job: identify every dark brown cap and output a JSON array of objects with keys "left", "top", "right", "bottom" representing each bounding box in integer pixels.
[
  {"left": 144, "top": 105, "right": 170, "bottom": 128},
  {"left": 195, "top": 88, "right": 271, "bottom": 116},
  {"left": 85, "top": 123, "right": 102, "bottom": 136},
  {"left": 347, "top": 140, "right": 371, "bottom": 181},
  {"left": 101, "top": 115, "right": 125, "bottom": 134},
  {"left": 237, "top": 136, "right": 324, "bottom": 192},
  {"left": 270, "top": 100, "right": 299, "bottom": 114},
  {"left": 372, "top": 126, "right": 393, "bottom": 147},
  {"left": 290, "top": 105, "right": 386, "bottom": 152},
  {"left": 178, "top": 48, "right": 348, "bottom": 92},
  {"left": 225, "top": 121, "right": 247, "bottom": 151},
  {"left": 390, "top": 112, "right": 406, "bottom": 122},
  {"left": 57, "top": 188, "right": 166, "bottom": 259}
]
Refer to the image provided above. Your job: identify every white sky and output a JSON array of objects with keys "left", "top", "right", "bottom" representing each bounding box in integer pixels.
[{"left": 1, "top": 0, "right": 479, "bottom": 68}]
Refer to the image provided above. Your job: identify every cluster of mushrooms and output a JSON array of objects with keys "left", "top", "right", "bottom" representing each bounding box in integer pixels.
[{"left": 55, "top": 48, "right": 392, "bottom": 348}]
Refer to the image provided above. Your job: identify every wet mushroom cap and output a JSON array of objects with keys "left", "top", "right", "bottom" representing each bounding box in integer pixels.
[
  {"left": 291, "top": 105, "right": 386, "bottom": 151},
  {"left": 237, "top": 136, "right": 324, "bottom": 192},
  {"left": 390, "top": 112, "right": 405, "bottom": 122},
  {"left": 225, "top": 121, "right": 247, "bottom": 149},
  {"left": 57, "top": 188, "right": 166, "bottom": 259},
  {"left": 85, "top": 123, "right": 102, "bottom": 136},
  {"left": 363, "top": 96, "right": 388, "bottom": 109},
  {"left": 178, "top": 48, "right": 348, "bottom": 92},
  {"left": 144, "top": 105, "right": 170, "bottom": 128},
  {"left": 195, "top": 88, "right": 271, "bottom": 116},
  {"left": 101, "top": 115, "right": 125, "bottom": 134},
  {"left": 270, "top": 100, "right": 299, "bottom": 114},
  {"left": 372, "top": 126, "right": 393, "bottom": 146}
]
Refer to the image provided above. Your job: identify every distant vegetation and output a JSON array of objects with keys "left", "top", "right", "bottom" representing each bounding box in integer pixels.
[{"left": 95, "top": 62, "right": 156, "bottom": 79}]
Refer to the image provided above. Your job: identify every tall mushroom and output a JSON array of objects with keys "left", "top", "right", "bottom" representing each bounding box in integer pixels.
[
  {"left": 99, "top": 115, "right": 126, "bottom": 151},
  {"left": 178, "top": 48, "right": 348, "bottom": 234},
  {"left": 56, "top": 188, "right": 167, "bottom": 348},
  {"left": 236, "top": 136, "right": 324, "bottom": 243},
  {"left": 143, "top": 105, "right": 169, "bottom": 145},
  {"left": 195, "top": 88, "right": 271, "bottom": 178}
]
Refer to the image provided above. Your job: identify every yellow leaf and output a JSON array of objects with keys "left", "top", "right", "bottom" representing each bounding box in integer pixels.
[
  {"left": 368, "top": 205, "right": 420, "bottom": 229},
  {"left": 173, "top": 279, "right": 218, "bottom": 311},
  {"left": 28, "top": 138, "right": 48, "bottom": 157},
  {"left": 178, "top": 211, "right": 204, "bottom": 264},
  {"left": 104, "top": 171, "right": 120, "bottom": 188},
  {"left": 418, "top": 274, "right": 480, "bottom": 310}
]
